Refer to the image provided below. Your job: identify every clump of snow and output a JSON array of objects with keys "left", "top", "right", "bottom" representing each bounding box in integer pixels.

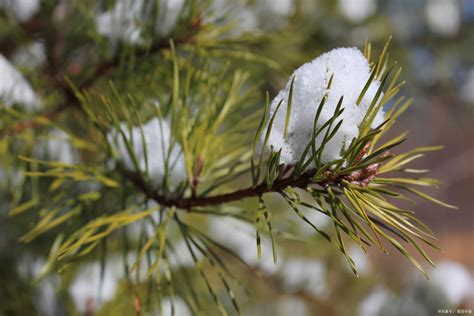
[
  {"left": 425, "top": 0, "right": 461, "bottom": 37},
  {"left": 12, "top": 41, "right": 46, "bottom": 70},
  {"left": 0, "top": 54, "right": 41, "bottom": 110},
  {"left": 95, "top": 0, "right": 184, "bottom": 45},
  {"left": 338, "top": 0, "right": 376, "bottom": 23},
  {"left": 431, "top": 261, "right": 473, "bottom": 306},
  {"left": 0, "top": 0, "right": 40, "bottom": 22},
  {"left": 107, "top": 118, "right": 187, "bottom": 188},
  {"left": 264, "top": 47, "right": 384, "bottom": 165}
]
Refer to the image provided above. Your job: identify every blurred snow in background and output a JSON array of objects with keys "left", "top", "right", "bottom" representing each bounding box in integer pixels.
[
  {"left": 0, "top": 54, "right": 40, "bottom": 110},
  {"left": 0, "top": 0, "right": 40, "bottom": 22}
]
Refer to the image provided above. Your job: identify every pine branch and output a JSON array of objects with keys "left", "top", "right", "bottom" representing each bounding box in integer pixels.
[{"left": 124, "top": 163, "right": 382, "bottom": 209}]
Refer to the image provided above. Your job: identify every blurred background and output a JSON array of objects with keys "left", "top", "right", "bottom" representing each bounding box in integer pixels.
[{"left": 0, "top": 0, "right": 473, "bottom": 315}]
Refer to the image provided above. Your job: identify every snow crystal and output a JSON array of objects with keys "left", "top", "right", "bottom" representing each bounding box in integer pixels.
[
  {"left": 264, "top": 47, "right": 385, "bottom": 165},
  {"left": 0, "top": 54, "right": 41, "bottom": 110},
  {"left": 108, "top": 118, "right": 187, "bottom": 188},
  {"left": 431, "top": 261, "right": 473, "bottom": 306},
  {"left": 338, "top": 0, "right": 376, "bottom": 23},
  {"left": 0, "top": 0, "right": 40, "bottom": 22},
  {"left": 425, "top": 0, "right": 461, "bottom": 37},
  {"left": 96, "top": 0, "right": 184, "bottom": 45}
]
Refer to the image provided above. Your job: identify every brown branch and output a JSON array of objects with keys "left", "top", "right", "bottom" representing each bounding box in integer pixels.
[
  {"left": 124, "top": 151, "right": 390, "bottom": 209},
  {"left": 126, "top": 169, "right": 330, "bottom": 209}
]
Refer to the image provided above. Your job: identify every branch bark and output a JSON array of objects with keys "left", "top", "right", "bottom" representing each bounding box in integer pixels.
[
  {"left": 124, "top": 155, "right": 387, "bottom": 210},
  {"left": 125, "top": 168, "right": 329, "bottom": 209}
]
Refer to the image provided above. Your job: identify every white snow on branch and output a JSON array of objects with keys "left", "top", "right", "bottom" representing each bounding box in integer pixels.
[
  {"left": 264, "top": 47, "right": 385, "bottom": 164},
  {"left": 0, "top": 54, "right": 41, "bottom": 110},
  {"left": 338, "top": 0, "right": 376, "bottom": 23},
  {"left": 0, "top": 0, "right": 40, "bottom": 22},
  {"left": 108, "top": 118, "right": 187, "bottom": 188}
]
